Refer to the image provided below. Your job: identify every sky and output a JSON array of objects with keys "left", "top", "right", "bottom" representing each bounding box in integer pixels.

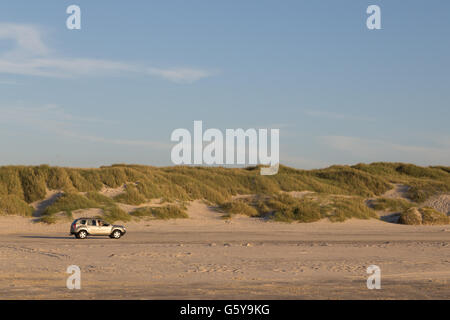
[{"left": 0, "top": 0, "right": 449, "bottom": 169}]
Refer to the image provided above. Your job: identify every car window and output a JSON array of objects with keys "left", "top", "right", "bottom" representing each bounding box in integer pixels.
[
  {"left": 98, "top": 220, "right": 109, "bottom": 226},
  {"left": 88, "top": 219, "right": 96, "bottom": 226},
  {"left": 80, "top": 220, "right": 86, "bottom": 225}
]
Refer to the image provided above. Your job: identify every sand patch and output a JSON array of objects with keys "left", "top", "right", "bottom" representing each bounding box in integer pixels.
[
  {"left": 100, "top": 185, "right": 126, "bottom": 198},
  {"left": 116, "top": 199, "right": 170, "bottom": 214},
  {"left": 286, "top": 191, "right": 316, "bottom": 198},
  {"left": 423, "top": 194, "right": 450, "bottom": 215},
  {"left": 30, "top": 190, "right": 63, "bottom": 217},
  {"left": 382, "top": 184, "right": 411, "bottom": 201},
  {"left": 186, "top": 200, "right": 223, "bottom": 221}
]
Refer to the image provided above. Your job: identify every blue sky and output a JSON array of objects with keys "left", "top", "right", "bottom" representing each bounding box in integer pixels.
[{"left": 0, "top": 0, "right": 449, "bottom": 168}]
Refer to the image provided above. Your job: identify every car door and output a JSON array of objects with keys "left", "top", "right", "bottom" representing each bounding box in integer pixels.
[
  {"left": 97, "top": 220, "right": 112, "bottom": 235},
  {"left": 87, "top": 219, "right": 101, "bottom": 235}
]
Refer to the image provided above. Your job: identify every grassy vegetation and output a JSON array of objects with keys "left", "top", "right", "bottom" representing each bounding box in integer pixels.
[
  {"left": 272, "top": 198, "right": 322, "bottom": 223},
  {"left": 0, "top": 162, "right": 447, "bottom": 223},
  {"left": 406, "top": 181, "right": 450, "bottom": 203},
  {"left": 40, "top": 215, "right": 57, "bottom": 224},
  {"left": 219, "top": 193, "right": 377, "bottom": 223},
  {"left": 114, "top": 184, "right": 147, "bottom": 205},
  {"left": 103, "top": 206, "right": 131, "bottom": 223},
  {"left": 0, "top": 195, "right": 33, "bottom": 216},
  {"left": 42, "top": 193, "right": 98, "bottom": 216},
  {"left": 398, "top": 208, "right": 422, "bottom": 225},
  {"left": 352, "top": 163, "right": 450, "bottom": 203},
  {"left": 85, "top": 192, "right": 131, "bottom": 222},
  {"left": 131, "top": 205, "right": 188, "bottom": 219},
  {"left": 219, "top": 200, "right": 259, "bottom": 217},
  {"left": 40, "top": 191, "right": 132, "bottom": 224},
  {"left": 85, "top": 192, "right": 116, "bottom": 206},
  {"left": 399, "top": 207, "right": 449, "bottom": 225},
  {"left": 19, "top": 167, "right": 47, "bottom": 203},
  {"left": 0, "top": 162, "right": 447, "bottom": 204},
  {"left": 420, "top": 207, "right": 449, "bottom": 225},
  {"left": 370, "top": 197, "right": 414, "bottom": 212},
  {"left": 323, "top": 197, "right": 378, "bottom": 222}
]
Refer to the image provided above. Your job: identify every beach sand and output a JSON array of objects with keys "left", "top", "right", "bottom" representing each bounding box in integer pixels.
[{"left": 0, "top": 200, "right": 449, "bottom": 299}]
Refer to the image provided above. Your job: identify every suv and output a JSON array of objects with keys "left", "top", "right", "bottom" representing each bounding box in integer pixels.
[{"left": 70, "top": 218, "right": 126, "bottom": 239}]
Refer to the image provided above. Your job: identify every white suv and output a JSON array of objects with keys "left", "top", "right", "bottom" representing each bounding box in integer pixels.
[{"left": 70, "top": 218, "right": 126, "bottom": 239}]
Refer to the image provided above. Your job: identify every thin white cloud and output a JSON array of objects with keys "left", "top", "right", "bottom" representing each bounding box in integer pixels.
[
  {"left": 0, "top": 23, "right": 48, "bottom": 56},
  {"left": 0, "top": 57, "right": 136, "bottom": 78},
  {"left": 147, "top": 67, "right": 217, "bottom": 84},
  {"left": 0, "top": 23, "right": 215, "bottom": 83}
]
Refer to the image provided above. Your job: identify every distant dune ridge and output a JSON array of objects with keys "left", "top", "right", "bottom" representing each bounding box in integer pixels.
[{"left": 0, "top": 163, "right": 448, "bottom": 225}]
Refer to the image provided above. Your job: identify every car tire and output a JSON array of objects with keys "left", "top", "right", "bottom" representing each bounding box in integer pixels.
[
  {"left": 111, "top": 230, "right": 122, "bottom": 239},
  {"left": 77, "top": 230, "right": 87, "bottom": 239}
]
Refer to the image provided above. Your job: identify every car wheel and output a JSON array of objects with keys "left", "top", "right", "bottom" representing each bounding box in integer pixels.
[
  {"left": 112, "top": 230, "right": 122, "bottom": 239},
  {"left": 77, "top": 230, "right": 87, "bottom": 239}
]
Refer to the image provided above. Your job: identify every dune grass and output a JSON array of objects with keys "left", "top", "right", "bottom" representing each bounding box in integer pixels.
[
  {"left": 41, "top": 192, "right": 132, "bottom": 224},
  {"left": 19, "top": 167, "right": 47, "bottom": 203},
  {"left": 103, "top": 206, "right": 131, "bottom": 223},
  {"left": 0, "top": 162, "right": 447, "bottom": 204},
  {"left": 114, "top": 185, "right": 147, "bottom": 205},
  {"left": 219, "top": 193, "right": 377, "bottom": 223},
  {"left": 131, "top": 205, "right": 188, "bottom": 219},
  {"left": 406, "top": 181, "right": 450, "bottom": 203},
  {"left": 0, "top": 195, "right": 33, "bottom": 216},
  {"left": 399, "top": 207, "right": 449, "bottom": 225},
  {"left": 219, "top": 200, "right": 259, "bottom": 217},
  {"left": 42, "top": 193, "right": 98, "bottom": 217},
  {"left": 0, "top": 162, "right": 447, "bottom": 223},
  {"left": 268, "top": 194, "right": 377, "bottom": 222},
  {"left": 40, "top": 215, "right": 58, "bottom": 224},
  {"left": 324, "top": 197, "right": 377, "bottom": 222},
  {"left": 370, "top": 197, "right": 414, "bottom": 212},
  {"left": 272, "top": 198, "right": 322, "bottom": 223},
  {"left": 420, "top": 207, "right": 449, "bottom": 225},
  {"left": 85, "top": 192, "right": 116, "bottom": 206},
  {"left": 352, "top": 163, "right": 450, "bottom": 203}
]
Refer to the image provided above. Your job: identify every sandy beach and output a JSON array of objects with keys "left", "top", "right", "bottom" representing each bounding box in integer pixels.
[{"left": 0, "top": 201, "right": 449, "bottom": 299}]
